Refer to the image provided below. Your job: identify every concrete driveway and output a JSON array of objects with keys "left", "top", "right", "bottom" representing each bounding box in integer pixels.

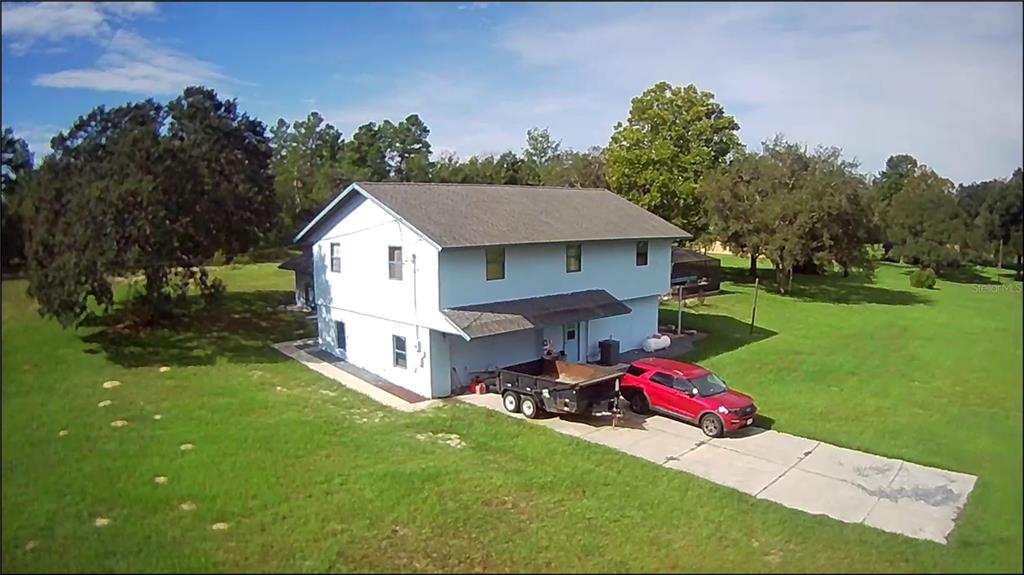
[{"left": 458, "top": 393, "right": 976, "bottom": 544}]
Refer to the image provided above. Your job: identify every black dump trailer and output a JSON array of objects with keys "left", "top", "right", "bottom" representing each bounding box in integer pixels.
[{"left": 495, "top": 358, "right": 626, "bottom": 419}]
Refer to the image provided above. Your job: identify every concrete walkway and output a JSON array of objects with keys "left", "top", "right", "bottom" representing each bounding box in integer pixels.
[
  {"left": 458, "top": 393, "right": 977, "bottom": 544},
  {"left": 273, "top": 339, "right": 444, "bottom": 413}
]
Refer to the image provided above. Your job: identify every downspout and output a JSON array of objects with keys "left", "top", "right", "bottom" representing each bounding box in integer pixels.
[{"left": 413, "top": 252, "right": 425, "bottom": 368}]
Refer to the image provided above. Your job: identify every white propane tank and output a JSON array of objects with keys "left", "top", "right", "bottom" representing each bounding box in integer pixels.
[{"left": 642, "top": 334, "right": 671, "bottom": 352}]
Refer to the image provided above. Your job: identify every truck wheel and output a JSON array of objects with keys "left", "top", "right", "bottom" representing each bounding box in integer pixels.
[
  {"left": 700, "top": 414, "right": 724, "bottom": 438},
  {"left": 501, "top": 391, "right": 520, "bottom": 413},
  {"left": 629, "top": 392, "right": 650, "bottom": 415},
  {"left": 520, "top": 395, "right": 540, "bottom": 419}
]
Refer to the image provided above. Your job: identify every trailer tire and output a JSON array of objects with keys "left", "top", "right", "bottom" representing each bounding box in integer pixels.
[
  {"left": 520, "top": 395, "right": 540, "bottom": 419},
  {"left": 501, "top": 391, "right": 520, "bottom": 413}
]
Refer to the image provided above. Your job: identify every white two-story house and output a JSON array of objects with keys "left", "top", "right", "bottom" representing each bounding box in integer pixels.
[{"left": 292, "top": 182, "right": 690, "bottom": 399}]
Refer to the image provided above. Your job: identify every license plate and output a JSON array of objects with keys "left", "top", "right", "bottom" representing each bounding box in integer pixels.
[{"left": 746, "top": 418, "right": 753, "bottom": 425}]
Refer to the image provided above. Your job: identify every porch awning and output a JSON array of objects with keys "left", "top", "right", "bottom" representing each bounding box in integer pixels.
[{"left": 443, "top": 289, "right": 632, "bottom": 338}]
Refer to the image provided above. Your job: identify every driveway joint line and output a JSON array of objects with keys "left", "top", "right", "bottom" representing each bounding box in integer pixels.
[
  {"left": 755, "top": 441, "right": 820, "bottom": 498},
  {"left": 661, "top": 439, "right": 709, "bottom": 465},
  {"left": 859, "top": 460, "right": 905, "bottom": 524}
]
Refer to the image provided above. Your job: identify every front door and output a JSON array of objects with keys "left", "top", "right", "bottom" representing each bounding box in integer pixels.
[{"left": 563, "top": 322, "right": 580, "bottom": 362}]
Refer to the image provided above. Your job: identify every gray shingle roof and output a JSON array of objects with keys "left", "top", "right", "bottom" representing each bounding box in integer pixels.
[
  {"left": 347, "top": 182, "right": 690, "bottom": 248},
  {"left": 443, "top": 289, "right": 632, "bottom": 338}
]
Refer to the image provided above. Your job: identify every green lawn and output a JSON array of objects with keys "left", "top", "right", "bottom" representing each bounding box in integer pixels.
[{"left": 3, "top": 260, "right": 1021, "bottom": 572}]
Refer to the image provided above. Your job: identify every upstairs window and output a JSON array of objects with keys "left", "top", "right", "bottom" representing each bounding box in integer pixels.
[
  {"left": 393, "top": 335, "right": 407, "bottom": 368},
  {"left": 388, "top": 246, "right": 403, "bottom": 280},
  {"left": 636, "top": 241, "right": 649, "bottom": 266},
  {"left": 330, "top": 243, "right": 341, "bottom": 272},
  {"left": 566, "top": 243, "right": 582, "bottom": 273},
  {"left": 485, "top": 247, "right": 505, "bottom": 281}
]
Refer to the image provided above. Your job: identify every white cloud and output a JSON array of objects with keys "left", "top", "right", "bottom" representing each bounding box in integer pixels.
[
  {"left": 4, "top": 2, "right": 228, "bottom": 96},
  {"left": 33, "top": 30, "right": 231, "bottom": 95},
  {"left": 1, "top": 2, "right": 156, "bottom": 53},
  {"left": 494, "top": 2, "right": 1023, "bottom": 184},
  {"left": 8, "top": 124, "right": 61, "bottom": 165},
  {"left": 322, "top": 72, "right": 595, "bottom": 158}
]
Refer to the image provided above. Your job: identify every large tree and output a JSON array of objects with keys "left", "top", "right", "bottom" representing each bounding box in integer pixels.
[
  {"left": 959, "top": 168, "right": 1023, "bottom": 273},
  {"left": 882, "top": 166, "right": 965, "bottom": 273},
  {"left": 270, "top": 112, "right": 346, "bottom": 240},
  {"left": 1, "top": 127, "right": 34, "bottom": 268},
  {"left": 606, "top": 82, "right": 741, "bottom": 239},
  {"left": 25, "top": 87, "right": 277, "bottom": 327},
  {"left": 387, "top": 114, "right": 432, "bottom": 182},
  {"left": 703, "top": 136, "right": 874, "bottom": 291},
  {"left": 701, "top": 150, "right": 772, "bottom": 277},
  {"left": 975, "top": 168, "right": 1024, "bottom": 276}
]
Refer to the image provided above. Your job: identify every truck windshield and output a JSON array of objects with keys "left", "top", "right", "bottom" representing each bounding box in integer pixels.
[{"left": 686, "top": 373, "right": 728, "bottom": 397}]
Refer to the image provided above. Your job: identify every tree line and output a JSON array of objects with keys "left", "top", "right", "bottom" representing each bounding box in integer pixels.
[{"left": 1, "top": 81, "right": 1020, "bottom": 328}]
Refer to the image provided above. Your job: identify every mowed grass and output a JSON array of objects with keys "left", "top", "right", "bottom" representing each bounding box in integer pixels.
[{"left": 2, "top": 261, "right": 1021, "bottom": 572}]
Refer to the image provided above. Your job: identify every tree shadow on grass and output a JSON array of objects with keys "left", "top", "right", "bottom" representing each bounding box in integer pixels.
[
  {"left": 80, "top": 290, "right": 316, "bottom": 368},
  {"left": 720, "top": 266, "right": 929, "bottom": 306},
  {"left": 658, "top": 309, "right": 778, "bottom": 364},
  {"left": 897, "top": 265, "right": 1001, "bottom": 286}
]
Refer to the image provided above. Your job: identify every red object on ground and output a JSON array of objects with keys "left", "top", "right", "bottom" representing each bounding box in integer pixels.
[
  {"left": 620, "top": 357, "right": 757, "bottom": 437},
  {"left": 469, "top": 379, "right": 487, "bottom": 395}
]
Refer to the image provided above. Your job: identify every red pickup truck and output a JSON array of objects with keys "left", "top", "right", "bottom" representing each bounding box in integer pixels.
[{"left": 620, "top": 357, "right": 757, "bottom": 437}]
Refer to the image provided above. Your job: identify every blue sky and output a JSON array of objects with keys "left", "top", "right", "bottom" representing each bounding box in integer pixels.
[{"left": 2, "top": 1, "right": 1021, "bottom": 184}]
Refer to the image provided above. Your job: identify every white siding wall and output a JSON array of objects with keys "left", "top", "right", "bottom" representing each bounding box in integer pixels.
[
  {"left": 318, "top": 308, "right": 433, "bottom": 398},
  {"left": 438, "top": 239, "right": 672, "bottom": 308},
  {"left": 311, "top": 192, "right": 452, "bottom": 399},
  {"left": 586, "top": 295, "right": 660, "bottom": 361},
  {"left": 448, "top": 328, "right": 543, "bottom": 387},
  {"left": 312, "top": 193, "right": 451, "bottom": 332},
  {"left": 428, "top": 330, "right": 452, "bottom": 397}
]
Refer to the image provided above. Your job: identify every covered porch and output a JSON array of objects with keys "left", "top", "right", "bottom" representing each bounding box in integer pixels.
[{"left": 439, "top": 289, "right": 638, "bottom": 394}]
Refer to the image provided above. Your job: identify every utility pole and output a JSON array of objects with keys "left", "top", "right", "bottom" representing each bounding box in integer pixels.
[
  {"left": 749, "top": 277, "right": 760, "bottom": 335},
  {"left": 676, "top": 284, "right": 683, "bottom": 335}
]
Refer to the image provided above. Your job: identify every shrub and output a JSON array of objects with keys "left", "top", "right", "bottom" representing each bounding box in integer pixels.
[
  {"left": 207, "top": 250, "right": 227, "bottom": 267},
  {"left": 909, "top": 267, "right": 937, "bottom": 289}
]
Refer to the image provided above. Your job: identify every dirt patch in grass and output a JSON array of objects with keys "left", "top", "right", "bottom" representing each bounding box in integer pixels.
[
  {"left": 481, "top": 495, "right": 532, "bottom": 519},
  {"left": 415, "top": 432, "right": 465, "bottom": 449}
]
